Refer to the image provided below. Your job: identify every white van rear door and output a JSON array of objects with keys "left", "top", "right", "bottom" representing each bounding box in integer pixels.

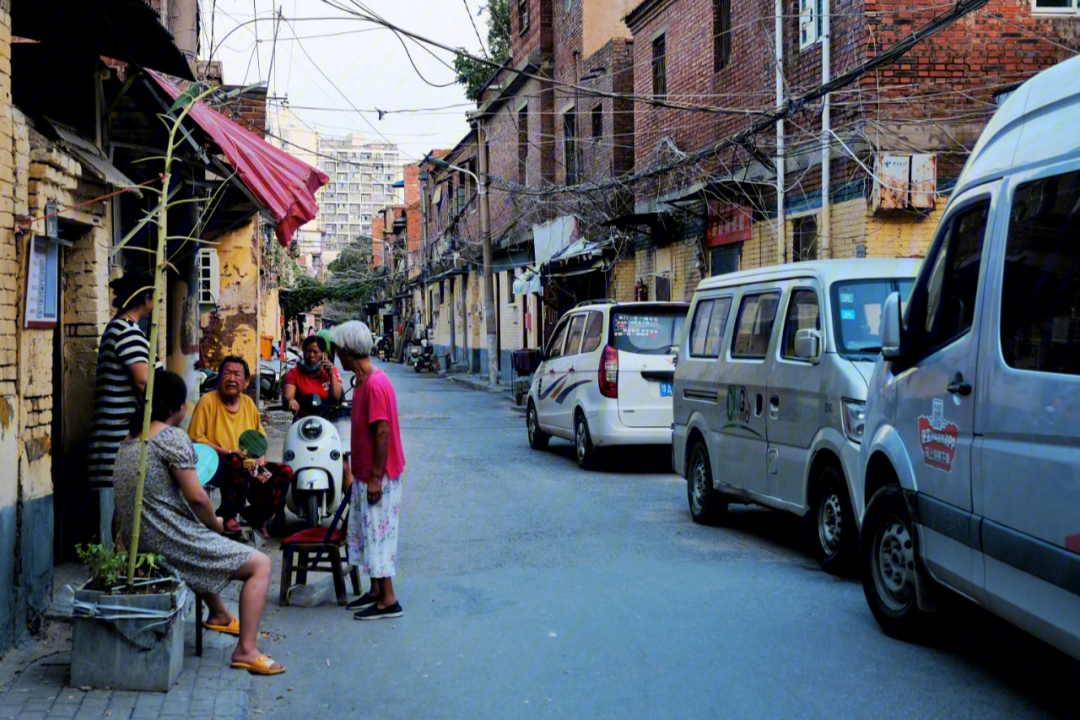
[{"left": 613, "top": 306, "right": 687, "bottom": 428}]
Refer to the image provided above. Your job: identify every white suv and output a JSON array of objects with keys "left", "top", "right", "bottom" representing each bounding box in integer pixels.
[{"left": 526, "top": 301, "right": 689, "bottom": 469}]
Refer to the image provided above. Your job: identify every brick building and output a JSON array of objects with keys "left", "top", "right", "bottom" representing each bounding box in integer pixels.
[{"left": 620, "top": 0, "right": 1079, "bottom": 301}]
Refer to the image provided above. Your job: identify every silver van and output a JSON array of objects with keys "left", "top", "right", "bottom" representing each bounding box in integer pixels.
[
  {"left": 673, "top": 259, "right": 919, "bottom": 573},
  {"left": 859, "top": 55, "right": 1080, "bottom": 660}
]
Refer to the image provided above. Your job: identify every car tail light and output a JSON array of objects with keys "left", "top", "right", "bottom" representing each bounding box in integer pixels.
[{"left": 598, "top": 345, "right": 618, "bottom": 398}]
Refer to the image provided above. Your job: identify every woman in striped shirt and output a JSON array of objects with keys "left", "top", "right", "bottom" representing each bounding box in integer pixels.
[{"left": 85, "top": 272, "right": 155, "bottom": 546}]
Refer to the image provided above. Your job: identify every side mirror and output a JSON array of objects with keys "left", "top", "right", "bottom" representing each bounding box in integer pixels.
[
  {"left": 881, "top": 291, "right": 902, "bottom": 359},
  {"left": 794, "top": 328, "right": 822, "bottom": 361}
]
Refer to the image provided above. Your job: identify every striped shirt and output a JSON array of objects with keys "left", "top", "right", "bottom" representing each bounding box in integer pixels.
[{"left": 86, "top": 318, "right": 150, "bottom": 489}]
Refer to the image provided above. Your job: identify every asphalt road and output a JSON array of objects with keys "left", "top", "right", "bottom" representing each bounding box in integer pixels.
[{"left": 252, "top": 361, "right": 1079, "bottom": 720}]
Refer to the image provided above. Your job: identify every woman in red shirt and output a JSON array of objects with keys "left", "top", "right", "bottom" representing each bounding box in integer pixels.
[{"left": 282, "top": 335, "right": 343, "bottom": 418}]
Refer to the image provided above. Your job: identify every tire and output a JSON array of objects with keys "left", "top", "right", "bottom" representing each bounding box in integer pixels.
[
  {"left": 303, "top": 494, "right": 321, "bottom": 529},
  {"left": 414, "top": 362, "right": 421, "bottom": 373},
  {"left": 527, "top": 401, "right": 549, "bottom": 450},
  {"left": 860, "top": 484, "right": 935, "bottom": 641},
  {"left": 574, "top": 411, "right": 600, "bottom": 470},
  {"left": 687, "top": 441, "right": 727, "bottom": 525},
  {"left": 811, "top": 465, "right": 857, "bottom": 575}
]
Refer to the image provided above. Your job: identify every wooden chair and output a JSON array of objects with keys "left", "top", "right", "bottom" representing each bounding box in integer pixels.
[{"left": 278, "top": 487, "right": 359, "bottom": 607}]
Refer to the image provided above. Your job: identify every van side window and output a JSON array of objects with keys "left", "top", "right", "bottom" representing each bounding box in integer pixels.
[
  {"left": 564, "top": 314, "right": 587, "bottom": 356},
  {"left": 689, "top": 300, "right": 715, "bottom": 357},
  {"left": 581, "top": 312, "right": 605, "bottom": 354},
  {"left": 1001, "top": 170, "right": 1080, "bottom": 376},
  {"left": 732, "top": 292, "right": 781, "bottom": 359},
  {"left": 906, "top": 200, "right": 989, "bottom": 360},
  {"left": 547, "top": 319, "right": 570, "bottom": 359},
  {"left": 781, "top": 289, "right": 820, "bottom": 359}
]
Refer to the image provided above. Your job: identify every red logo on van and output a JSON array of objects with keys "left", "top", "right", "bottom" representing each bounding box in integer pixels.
[{"left": 918, "top": 399, "right": 958, "bottom": 472}]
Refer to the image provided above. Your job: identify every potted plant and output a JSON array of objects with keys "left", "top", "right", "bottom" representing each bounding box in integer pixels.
[{"left": 70, "top": 544, "right": 187, "bottom": 692}]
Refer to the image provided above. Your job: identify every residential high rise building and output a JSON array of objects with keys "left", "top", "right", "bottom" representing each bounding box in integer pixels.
[{"left": 318, "top": 134, "right": 403, "bottom": 256}]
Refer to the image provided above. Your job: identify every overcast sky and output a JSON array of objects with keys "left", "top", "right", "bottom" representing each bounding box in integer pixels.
[{"left": 204, "top": 0, "right": 484, "bottom": 164}]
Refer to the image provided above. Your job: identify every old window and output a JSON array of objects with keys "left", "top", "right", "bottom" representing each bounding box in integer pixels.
[
  {"left": 799, "top": 0, "right": 824, "bottom": 50},
  {"left": 518, "top": 107, "right": 529, "bottom": 185},
  {"left": 714, "top": 0, "right": 731, "bottom": 72},
  {"left": 563, "top": 108, "right": 579, "bottom": 185},
  {"left": 591, "top": 105, "right": 603, "bottom": 140},
  {"left": 198, "top": 248, "right": 220, "bottom": 305},
  {"left": 518, "top": 0, "right": 529, "bottom": 34},
  {"left": 794, "top": 216, "right": 819, "bottom": 262},
  {"left": 1032, "top": 0, "right": 1080, "bottom": 12},
  {"left": 652, "top": 34, "right": 667, "bottom": 99}
]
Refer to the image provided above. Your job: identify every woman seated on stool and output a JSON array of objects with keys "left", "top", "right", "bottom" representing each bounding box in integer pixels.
[{"left": 113, "top": 370, "right": 285, "bottom": 676}]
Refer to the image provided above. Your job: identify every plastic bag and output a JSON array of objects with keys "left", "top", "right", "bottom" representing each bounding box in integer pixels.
[{"left": 287, "top": 577, "right": 334, "bottom": 607}]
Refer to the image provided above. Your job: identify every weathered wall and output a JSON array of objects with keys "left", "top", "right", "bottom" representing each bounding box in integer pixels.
[{"left": 200, "top": 218, "right": 260, "bottom": 375}]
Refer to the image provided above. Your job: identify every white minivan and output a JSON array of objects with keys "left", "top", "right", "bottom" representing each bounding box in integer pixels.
[
  {"left": 526, "top": 301, "right": 688, "bottom": 469},
  {"left": 672, "top": 259, "right": 918, "bottom": 573},
  {"left": 859, "top": 55, "right": 1080, "bottom": 660}
]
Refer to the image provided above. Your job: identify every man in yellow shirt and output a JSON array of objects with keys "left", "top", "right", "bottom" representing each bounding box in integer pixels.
[{"left": 189, "top": 356, "right": 293, "bottom": 537}]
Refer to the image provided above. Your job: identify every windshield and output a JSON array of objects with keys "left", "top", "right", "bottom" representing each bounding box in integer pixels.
[
  {"left": 610, "top": 307, "right": 688, "bottom": 356},
  {"left": 831, "top": 278, "right": 915, "bottom": 358}
]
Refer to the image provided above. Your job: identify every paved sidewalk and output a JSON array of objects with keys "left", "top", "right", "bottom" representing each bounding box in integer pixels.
[{"left": 0, "top": 608, "right": 253, "bottom": 720}]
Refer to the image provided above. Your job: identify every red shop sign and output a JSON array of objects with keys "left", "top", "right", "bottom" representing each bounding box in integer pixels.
[{"left": 707, "top": 202, "right": 752, "bottom": 248}]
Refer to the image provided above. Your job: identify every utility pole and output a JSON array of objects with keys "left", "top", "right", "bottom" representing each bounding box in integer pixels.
[{"left": 477, "top": 123, "right": 497, "bottom": 387}]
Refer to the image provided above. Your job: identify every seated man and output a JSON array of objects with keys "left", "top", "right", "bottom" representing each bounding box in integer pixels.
[
  {"left": 189, "top": 356, "right": 292, "bottom": 538},
  {"left": 282, "top": 334, "right": 342, "bottom": 419}
]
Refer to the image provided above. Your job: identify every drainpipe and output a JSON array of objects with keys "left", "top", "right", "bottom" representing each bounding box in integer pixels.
[
  {"left": 775, "top": 0, "right": 786, "bottom": 265},
  {"left": 820, "top": 0, "right": 831, "bottom": 259}
]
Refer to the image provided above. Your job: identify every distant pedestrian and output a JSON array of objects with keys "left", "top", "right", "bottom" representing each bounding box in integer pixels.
[
  {"left": 333, "top": 321, "right": 407, "bottom": 620},
  {"left": 85, "top": 271, "right": 155, "bottom": 546}
]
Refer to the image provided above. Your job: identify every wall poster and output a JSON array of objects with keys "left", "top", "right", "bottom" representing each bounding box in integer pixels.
[{"left": 25, "top": 235, "right": 60, "bottom": 329}]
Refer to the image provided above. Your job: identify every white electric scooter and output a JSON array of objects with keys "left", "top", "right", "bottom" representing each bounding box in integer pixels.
[{"left": 279, "top": 392, "right": 350, "bottom": 529}]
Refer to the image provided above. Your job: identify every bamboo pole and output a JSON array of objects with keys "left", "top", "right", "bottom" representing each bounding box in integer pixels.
[{"left": 125, "top": 88, "right": 213, "bottom": 587}]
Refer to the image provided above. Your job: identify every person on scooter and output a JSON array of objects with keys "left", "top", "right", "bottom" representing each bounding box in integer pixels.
[
  {"left": 188, "top": 356, "right": 293, "bottom": 538},
  {"left": 282, "top": 335, "right": 342, "bottom": 419}
]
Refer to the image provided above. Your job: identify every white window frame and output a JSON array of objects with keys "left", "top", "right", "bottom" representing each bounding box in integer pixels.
[
  {"left": 1031, "top": 0, "right": 1080, "bottom": 14},
  {"left": 799, "top": 0, "right": 822, "bottom": 50},
  {"left": 198, "top": 248, "right": 220, "bottom": 305}
]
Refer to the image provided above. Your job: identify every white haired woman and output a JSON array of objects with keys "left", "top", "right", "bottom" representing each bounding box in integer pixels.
[{"left": 333, "top": 321, "right": 407, "bottom": 620}]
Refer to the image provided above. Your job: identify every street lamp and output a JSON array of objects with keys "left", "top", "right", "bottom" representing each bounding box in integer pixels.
[{"left": 429, "top": 152, "right": 497, "bottom": 388}]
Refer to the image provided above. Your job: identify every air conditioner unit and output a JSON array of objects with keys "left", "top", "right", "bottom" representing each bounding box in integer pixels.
[{"left": 869, "top": 153, "right": 937, "bottom": 213}]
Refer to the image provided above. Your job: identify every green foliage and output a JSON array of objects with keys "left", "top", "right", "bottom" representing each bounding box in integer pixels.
[
  {"left": 279, "top": 272, "right": 326, "bottom": 322},
  {"left": 453, "top": 0, "right": 512, "bottom": 102},
  {"left": 77, "top": 544, "right": 164, "bottom": 590}
]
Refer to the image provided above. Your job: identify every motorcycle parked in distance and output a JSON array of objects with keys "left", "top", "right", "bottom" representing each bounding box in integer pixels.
[
  {"left": 280, "top": 392, "right": 350, "bottom": 529},
  {"left": 414, "top": 338, "right": 436, "bottom": 373}
]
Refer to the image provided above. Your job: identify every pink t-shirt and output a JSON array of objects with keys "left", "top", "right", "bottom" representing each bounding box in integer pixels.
[{"left": 350, "top": 368, "right": 405, "bottom": 481}]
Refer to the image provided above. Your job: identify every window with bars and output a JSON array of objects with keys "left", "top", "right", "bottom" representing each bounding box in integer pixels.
[
  {"left": 591, "top": 105, "right": 603, "bottom": 139},
  {"left": 651, "top": 35, "right": 667, "bottom": 98},
  {"left": 714, "top": 0, "right": 731, "bottom": 71},
  {"left": 563, "top": 108, "right": 579, "bottom": 185},
  {"left": 518, "top": 107, "right": 529, "bottom": 185},
  {"left": 198, "top": 248, "right": 220, "bottom": 305},
  {"left": 799, "top": 0, "right": 824, "bottom": 50}
]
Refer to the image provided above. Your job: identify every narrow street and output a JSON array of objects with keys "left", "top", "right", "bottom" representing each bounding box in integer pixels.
[{"left": 252, "top": 362, "right": 1078, "bottom": 720}]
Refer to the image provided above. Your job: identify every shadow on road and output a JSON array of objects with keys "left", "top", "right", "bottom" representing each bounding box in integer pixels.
[{"left": 542, "top": 442, "right": 677, "bottom": 474}]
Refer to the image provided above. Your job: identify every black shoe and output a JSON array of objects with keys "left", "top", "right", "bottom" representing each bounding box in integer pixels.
[
  {"left": 354, "top": 602, "right": 403, "bottom": 620},
  {"left": 346, "top": 593, "right": 379, "bottom": 611}
]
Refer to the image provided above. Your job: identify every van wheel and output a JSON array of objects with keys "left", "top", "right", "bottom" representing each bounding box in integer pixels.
[
  {"left": 574, "top": 412, "right": 599, "bottom": 470},
  {"left": 861, "top": 484, "right": 933, "bottom": 641},
  {"left": 687, "top": 442, "right": 726, "bottom": 525},
  {"left": 812, "top": 466, "right": 856, "bottom": 575},
  {"left": 527, "top": 401, "right": 549, "bottom": 450}
]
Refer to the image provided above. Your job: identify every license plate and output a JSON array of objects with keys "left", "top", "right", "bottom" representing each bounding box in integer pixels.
[{"left": 660, "top": 381, "right": 673, "bottom": 397}]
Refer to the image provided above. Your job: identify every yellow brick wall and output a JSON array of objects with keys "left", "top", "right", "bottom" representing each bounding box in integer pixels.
[
  {"left": 498, "top": 270, "right": 523, "bottom": 351},
  {"left": 609, "top": 255, "right": 636, "bottom": 302},
  {"left": 200, "top": 218, "right": 260, "bottom": 375}
]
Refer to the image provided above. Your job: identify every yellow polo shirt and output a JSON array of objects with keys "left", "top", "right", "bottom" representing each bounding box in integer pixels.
[{"left": 187, "top": 390, "right": 265, "bottom": 455}]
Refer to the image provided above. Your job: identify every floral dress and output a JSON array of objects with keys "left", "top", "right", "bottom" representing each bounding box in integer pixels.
[
  {"left": 347, "top": 474, "right": 403, "bottom": 578},
  {"left": 114, "top": 427, "right": 253, "bottom": 594}
]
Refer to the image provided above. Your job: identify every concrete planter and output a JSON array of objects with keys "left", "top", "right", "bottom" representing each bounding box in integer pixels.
[{"left": 70, "top": 578, "right": 187, "bottom": 692}]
